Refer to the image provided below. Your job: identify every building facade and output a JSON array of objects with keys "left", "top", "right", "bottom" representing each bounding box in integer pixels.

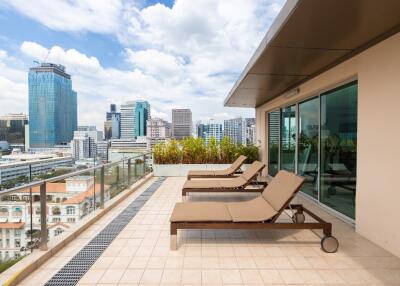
[
  {"left": 0, "top": 114, "right": 28, "bottom": 145},
  {"left": 172, "top": 109, "right": 192, "bottom": 140},
  {"left": 223, "top": 118, "right": 245, "bottom": 145},
  {"left": 120, "top": 101, "right": 150, "bottom": 139},
  {"left": 71, "top": 127, "right": 103, "bottom": 160},
  {"left": 0, "top": 176, "right": 109, "bottom": 260},
  {"left": 223, "top": 1, "right": 400, "bottom": 257},
  {"left": 147, "top": 118, "right": 171, "bottom": 139},
  {"left": 105, "top": 104, "right": 121, "bottom": 140},
  {"left": 29, "top": 63, "right": 77, "bottom": 148},
  {"left": 197, "top": 122, "right": 223, "bottom": 144}
]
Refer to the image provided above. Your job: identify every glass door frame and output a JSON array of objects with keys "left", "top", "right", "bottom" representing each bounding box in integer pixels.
[{"left": 266, "top": 77, "right": 357, "bottom": 225}]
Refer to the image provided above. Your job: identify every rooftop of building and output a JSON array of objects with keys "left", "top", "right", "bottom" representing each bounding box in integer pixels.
[{"left": 4, "top": 176, "right": 399, "bottom": 286}]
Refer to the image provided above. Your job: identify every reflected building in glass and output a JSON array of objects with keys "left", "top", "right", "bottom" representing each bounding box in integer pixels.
[{"left": 29, "top": 63, "right": 77, "bottom": 148}]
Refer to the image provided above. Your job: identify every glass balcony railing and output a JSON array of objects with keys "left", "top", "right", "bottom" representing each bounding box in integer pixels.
[{"left": 0, "top": 153, "right": 152, "bottom": 268}]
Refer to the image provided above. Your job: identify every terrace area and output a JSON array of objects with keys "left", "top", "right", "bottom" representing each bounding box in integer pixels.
[{"left": 3, "top": 174, "right": 400, "bottom": 285}]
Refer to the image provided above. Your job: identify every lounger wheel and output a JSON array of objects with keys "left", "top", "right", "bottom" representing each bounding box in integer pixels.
[
  {"left": 292, "top": 212, "right": 305, "bottom": 223},
  {"left": 321, "top": 236, "right": 339, "bottom": 253}
]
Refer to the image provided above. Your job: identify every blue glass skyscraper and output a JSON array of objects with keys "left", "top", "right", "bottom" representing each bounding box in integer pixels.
[
  {"left": 29, "top": 63, "right": 77, "bottom": 148},
  {"left": 134, "top": 101, "right": 150, "bottom": 137}
]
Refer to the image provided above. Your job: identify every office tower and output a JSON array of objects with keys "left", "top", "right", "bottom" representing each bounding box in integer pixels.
[
  {"left": 147, "top": 118, "right": 172, "bottom": 139},
  {"left": 134, "top": 101, "right": 150, "bottom": 137},
  {"left": 224, "top": 117, "right": 245, "bottom": 145},
  {"left": 29, "top": 63, "right": 77, "bottom": 148},
  {"left": 0, "top": 114, "right": 28, "bottom": 144},
  {"left": 172, "top": 109, "right": 192, "bottom": 139},
  {"left": 105, "top": 104, "right": 121, "bottom": 139},
  {"left": 120, "top": 101, "right": 150, "bottom": 138}
]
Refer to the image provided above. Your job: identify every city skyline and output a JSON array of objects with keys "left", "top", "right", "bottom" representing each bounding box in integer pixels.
[{"left": 0, "top": 1, "right": 284, "bottom": 130}]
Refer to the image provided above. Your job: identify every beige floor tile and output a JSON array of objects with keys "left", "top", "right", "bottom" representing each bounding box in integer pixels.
[
  {"left": 259, "top": 269, "right": 284, "bottom": 284},
  {"left": 140, "top": 268, "right": 163, "bottom": 284},
  {"left": 278, "top": 269, "right": 305, "bottom": 284},
  {"left": 220, "top": 269, "right": 242, "bottom": 284},
  {"left": 240, "top": 269, "right": 263, "bottom": 284},
  {"left": 99, "top": 268, "right": 125, "bottom": 284},
  {"left": 160, "top": 269, "right": 182, "bottom": 284},
  {"left": 181, "top": 269, "right": 202, "bottom": 284},
  {"left": 119, "top": 268, "right": 144, "bottom": 284},
  {"left": 202, "top": 269, "right": 222, "bottom": 284},
  {"left": 79, "top": 269, "right": 106, "bottom": 284}
]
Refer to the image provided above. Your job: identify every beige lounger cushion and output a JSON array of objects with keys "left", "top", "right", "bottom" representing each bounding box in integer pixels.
[
  {"left": 262, "top": 170, "right": 305, "bottom": 211},
  {"left": 227, "top": 196, "right": 277, "bottom": 222},
  {"left": 241, "top": 161, "right": 264, "bottom": 181},
  {"left": 170, "top": 202, "right": 232, "bottom": 222},
  {"left": 188, "top": 170, "right": 216, "bottom": 176},
  {"left": 183, "top": 177, "right": 247, "bottom": 189},
  {"left": 187, "top": 155, "right": 246, "bottom": 177}
]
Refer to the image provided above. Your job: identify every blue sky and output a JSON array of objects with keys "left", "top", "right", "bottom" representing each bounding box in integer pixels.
[{"left": 0, "top": 0, "right": 284, "bottom": 129}]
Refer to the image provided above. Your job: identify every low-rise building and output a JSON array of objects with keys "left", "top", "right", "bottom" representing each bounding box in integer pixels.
[{"left": 0, "top": 176, "right": 109, "bottom": 260}]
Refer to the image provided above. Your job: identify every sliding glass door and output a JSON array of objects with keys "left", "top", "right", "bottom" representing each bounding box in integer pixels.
[
  {"left": 267, "top": 80, "right": 357, "bottom": 220},
  {"left": 320, "top": 81, "right": 357, "bottom": 219},
  {"left": 268, "top": 110, "right": 280, "bottom": 176},
  {"left": 280, "top": 105, "right": 296, "bottom": 172},
  {"left": 298, "top": 97, "right": 319, "bottom": 199}
]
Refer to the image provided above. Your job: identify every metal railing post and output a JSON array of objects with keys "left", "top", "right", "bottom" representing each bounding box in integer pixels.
[
  {"left": 116, "top": 165, "right": 120, "bottom": 185},
  {"left": 142, "top": 154, "right": 146, "bottom": 176},
  {"left": 40, "top": 183, "right": 48, "bottom": 251},
  {"left": 100, "top": 166, "right": 105, "bottom": 209},
  {"left": 127, "top": 159, "right": 131, "bottom": 185}
]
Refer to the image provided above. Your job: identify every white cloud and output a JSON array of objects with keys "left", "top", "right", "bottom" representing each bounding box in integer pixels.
[
  {"left": 2, "top": 0, "right": 124, "bottom": 33},
  {"left": 0, "top": 0, "right": 284, "bottom": 129}
]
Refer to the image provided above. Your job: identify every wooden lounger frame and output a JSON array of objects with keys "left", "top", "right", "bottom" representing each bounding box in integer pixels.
[
  {"left": 182, "top": 165, "right": 266, "bottom": 196},
  {"left": 172, "top": 179, "right": 338, "bottom": 252}
]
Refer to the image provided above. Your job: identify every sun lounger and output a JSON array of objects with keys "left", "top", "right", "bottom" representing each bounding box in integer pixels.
[
  {"left": 182, "top": 161, "right": 267, "bottom": 196},
  {"left": 187, "top": 155, "right": 247, "bottom": 180},
  {"left": 170, "top": 170, "right": 339, "bottom": 253}
]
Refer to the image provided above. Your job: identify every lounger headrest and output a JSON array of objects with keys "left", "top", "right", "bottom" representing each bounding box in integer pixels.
[
  {"left": 240, "top": 161, "right": 265, "bottom": 181},
  {"left": 229, "top": 155, "right": 247, "bottom": 171},
  {"left": 262, "top": 170, "right": 305, "bottom": 211}
]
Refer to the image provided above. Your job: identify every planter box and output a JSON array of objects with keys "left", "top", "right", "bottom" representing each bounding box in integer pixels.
[{"left": 153, "top": 163, "right": 250, "bottom": 177}]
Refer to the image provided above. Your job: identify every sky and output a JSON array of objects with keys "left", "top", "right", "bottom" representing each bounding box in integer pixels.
[{"left": 0, "top": 0, "right": 285, "bottom": 129}]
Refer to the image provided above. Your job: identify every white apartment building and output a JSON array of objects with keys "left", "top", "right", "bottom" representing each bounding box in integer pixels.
[{"left": 0, "top": 176, "right": 109, "bottom": 260}]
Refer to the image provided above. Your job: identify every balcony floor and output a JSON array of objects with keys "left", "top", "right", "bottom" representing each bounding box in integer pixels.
[{"left": 20, "top": 177, "right": 400, "bottom": 285}]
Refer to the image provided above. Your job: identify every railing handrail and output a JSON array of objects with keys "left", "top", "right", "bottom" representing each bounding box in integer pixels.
[{"left": 0, "top": 152, "right": 151, "bottom": 197}]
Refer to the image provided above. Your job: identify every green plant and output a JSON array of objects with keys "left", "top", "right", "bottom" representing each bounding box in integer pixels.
[
  {"left": 153, "top": 136, "right": 259, "bottom": 164},
  {"left": 0, "top": 256, "right": 24, "bottom": 274}
]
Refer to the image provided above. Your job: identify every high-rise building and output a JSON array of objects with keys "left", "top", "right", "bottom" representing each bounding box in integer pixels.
[
  {"left": 96, "top": 141, "right": 109, "bottom": 163},
  {"left": 71, "top": 135, "right": 91, "bottom": 160},
  {"left": 72, "top": 127, "right": 103, "bottom": 159},
  {"left": 224, "top": 117, "right": 245, "bottom": 145},
  {"left": 172, "top": 109, "right": 192, "bottom": 139},
  {"left": 245, "top": 118, "right": 256, "bottom": 145},
  {"left": 29, "top": 63, "right": 77, "bottom": 148},
  {"left": 120, "top": 101, "right": 150, "bottom": 139},
  {"left": 134, "top": 101, "right": 150, "bottom": 137},
  {"left": 0, "top": 114, "right": 28, "bottom": 144},
  {"left": 196, "top": 122, "right": 206, "bottom": 139},
  {"left": 105, "top": 104, "right": 121, "bottom": 139},
  {"left": 205, "top": 123, "right": 223, "bottom": 144},
  {"left": 147, "top": 118, "right": 171, "bottom": 139}
]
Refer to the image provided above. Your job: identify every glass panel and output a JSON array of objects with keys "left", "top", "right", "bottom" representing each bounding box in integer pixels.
[
  {"left": 298, "top": 97, "right": 319, "bottom": 199},
  {"left": 268, "top": 110, "right": 280, "bottom": 176},
  {"left": 280, "top": 105, "right": 296, "bottom": 172},
  {"left": 320, "top": 81, "right": 357, "bottom": 219}
]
